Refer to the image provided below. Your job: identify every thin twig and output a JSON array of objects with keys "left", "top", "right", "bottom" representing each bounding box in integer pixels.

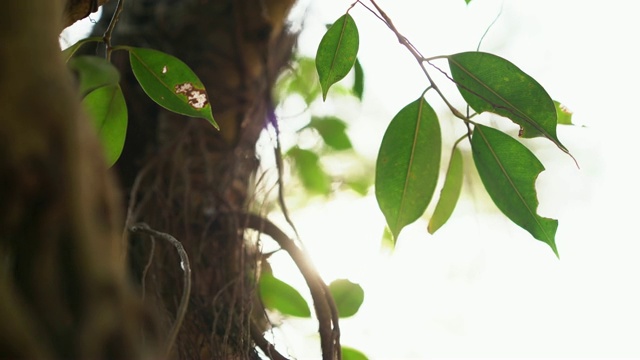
[
  {"left": 102, "top": 0, "right": 125, "bottom": 60},
  {"left": 250, "top": 321, "right": 289, "bottom": 360},
  {"left": 130, "top": 223, "right": 191, "bottom": 358}
]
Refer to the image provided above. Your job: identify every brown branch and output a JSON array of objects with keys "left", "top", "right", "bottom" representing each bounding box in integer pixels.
[
  {"left": 250, "top": 321, "right": 289, "bottom": 360},
  {"left": 235, "top": 212, "right": 341, "bottom": 360}
]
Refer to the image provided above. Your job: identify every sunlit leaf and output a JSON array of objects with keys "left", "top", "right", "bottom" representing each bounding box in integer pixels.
[
  {"left": 316, "top": 14, "right": 359, "bottom": 100},
  {"left": 471, "top": 124, "right": 559, "bottom": 257},
  {"left": 126, "top": 47, "right": 218, "bottom": 129},
  {"left": 428, "top": 147, "right": 463, "bottom": 234},
  {"left": 306, "top": 116, "right": 352, "bottom": 150},
  {"left": 448, "top": 52, "right": 567, "bottom": 153},
  {"left": 329, "top": 279, "right": 364, "bottom": 318},
  {"left": 61, "top": 36, "right": 102, "bottom": 62},
  {"left": 259, "top": 273, "right": 311, "bottom": 318},
  {"left": 287, "top": 146, "right": 331, "bottom": 195},
  {"left": 82, "top": 84, "right": 127, "bottom": 167},
  {"left": 342, "top": 346, "right": 369, "bottom": 360},
  {"left": 376, "top": 98, "right": 441, "bottom": 241},
  {"left": 353, "top": 58, "right": 365, "bottom": 100},
  {"left": 68, "top": 55, "right": 120, "bottom": 96},
  {"left": 275, "top": 56, "right": 322, "bottom": 104},
  {"left": 554, "top": 100, "right": 574, "bottom": 125}
]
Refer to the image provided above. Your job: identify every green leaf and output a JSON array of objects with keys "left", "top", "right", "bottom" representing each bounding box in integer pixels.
[
  {"left": 353, "top": 58, "right": 365, "bottom": 100},
  {"left": 554, "top": 100, "right": 574, "bottom": 125},
  {"left": 61, "top": 36, "right": 102, "bottom": 62},
  {"left": 127, "top": 47, "right": 218, "bottom": 129},
  {"left": 316, "top": 14, "right": 359, "bottom": 100},
  {"left": 259, "top": 273, "right": 311, "bottom": 318},
  {"left": 68, "top": 56, "right": 120, "bottom": 96},
  {"left": 428, "top": 147, "right": 464, "bottom": 234},
  {"left": 471, "top": 124, "right": 558, "bottom": 256},
  {"left": 329, "top": 279, "right": 364, "bottom": 318},
  {"left": 448, "top": 52, "right": 567, "bottom": 153},
  {"left": 342, "top": 346, "right": 369, "bottom": 360},
  {"left": 375, "top": 98, "right": 441, "bottom": 241},
  {"left": 465, "top": 0, "right": 472, "bottom": 4},
  {"left": 275, "top": 56, "right": 321, "bottom": 104},
  {"left": 306, "top": 116, "right": 353, "bottom": 150},
  {"left": 82, "top": 84, "right": 128, "bottom": 167},
  {"left": 287, "top": 146, "right": 331, "bottom": 195}
]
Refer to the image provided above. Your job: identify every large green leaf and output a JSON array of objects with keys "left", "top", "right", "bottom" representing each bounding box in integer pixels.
[
  {"left": 127, "top": 47, "right": 218, "bottom": 129},
  {"left": 448, "top": 52, "right": 567, "bottom": 153},
  {"left": 471, "top": 124, "right": 558, "bottom": 256},
  {"left": 305, "top": 116, "right": 352, "bottom": 150},
  {"left": 259, "top": 273, "right": 311, "bottom": 318},
  {"left": 82, "top": 84, "right": 128, "bottom": 167},
  {"left": 316, "top": 14, "right": 359, "bottom": 100},
  {"left": 68, "top": 55, "right": 120, "bottom": 96},
  {"left": 287, "top": 146, "right": 331, "bottom": 195},
  {"left": 328, "top": 279, "right": 364, "bottom": 318},
  {"left": 376, "top": 98, "right": 441, "bottom": 240},
  {"left": 428, "top": 147, "right": 463, "bottom": 234}
]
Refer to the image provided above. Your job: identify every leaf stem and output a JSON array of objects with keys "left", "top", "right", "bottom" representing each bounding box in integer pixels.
[{"left": 102, "top": 0, "right": 125, "bottom": 61}]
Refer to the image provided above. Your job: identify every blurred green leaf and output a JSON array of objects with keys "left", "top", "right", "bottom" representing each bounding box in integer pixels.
[
  {"left": 472, "top": 124, "right": 558, "bottom": 257},
  {"left": 306, "top": 116, "right": 353, "bottom": 150},
  {"left": 428, "top": 147, "right": 463, "bottom": 234},
  {"left": 287, "top": 146, "right": 332, "bottom": 195},
  {"left": 342, "top": 346, "right": 369, "bottom": 360},
  {"left": 448, "top": 52, "right": 567, "bottom": 153},
  {"left": 376, "top": 98, "right": 441, "bottom": 241},
  {"left": 82, "top": 84, "right": 127, "bottom": 167},
  {"left": 61, "top": 36, "right": 102, "bottom": 62},
  {"left": 68, "top": 55, "right": 120, "bottom": 96},
  {"left": 316, "top": 14, "right": 359, "bottom": 100},
  {"left": 329, "top": 279, "right": 364, "bottom": 318},
  {"left": 275, "top": 56, "right": 322, "bottom": 104},
  {"left": 259, "top": 273, "right": 311, "bottom": 318},
  {"left": 127, "top": 47, "right": 218, "bottom": 129},
  {"left": 554, "top": 100, "right": 574, "bottom": 125},
  {"left": 353, "top": 58, "right": 365, "bottom": 100}
]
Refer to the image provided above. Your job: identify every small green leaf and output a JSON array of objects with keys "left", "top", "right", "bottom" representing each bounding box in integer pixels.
[
  {"left": 259, "top": 273, "right": 311, "bottom": 318},
  {"left": 465, "top": 0, "right": 472, "bottom": 4},
  {"left": 375, "top": 98, "right": 441, "bottom": 241},
  {"left": 316, "top": 14, "right": 359, "bottom": 100},
  {"left": 329, "top": 279, "right": 364, "bottom": 318},
  {"left": 342, "top": 346, "right": 369, "bottom": 360},
  {"left": 127, "top": 47, "right": 218, "bottom": 129},
  {"left": 68, "top": 56, "right": 120, "bottom": 96},
  {"left": 287, "top": 146, "right": 331, "bottom": 195},
  {"left": 61, "top": 36, "right": 103, "bottom": 62},
  {"left": 82, "top": 84, "right": 128, "bottom": 167},
  {"left": 306, "top": 116, "right": 352, "bottom": 150},
  {"left": 448, "top": 52, "right": 567, "bottom": 153},
  {"left": 428, "top": 147, "right": 464, "bottom": 234},
  {"left": 554, "top": 100, "right": 574, "bottom": 125},
  {"left": 471, "top": 124, "right": 558, "bottom": 257},
  {"left": 353, "top": 58, "right": 365, "bottom": 100}
]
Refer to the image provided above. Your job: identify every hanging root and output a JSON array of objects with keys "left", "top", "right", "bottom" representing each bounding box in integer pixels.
[
  {"left": 231, "top": 212, "right": 342, "bottom": 360},
  {"left": 129, "top": 223, "right": 192, "bottom": 358}
]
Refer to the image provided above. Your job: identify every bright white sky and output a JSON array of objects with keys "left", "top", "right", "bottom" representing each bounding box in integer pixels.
[{"left": 64, "top": 1, "right": 640, "bottom": 358}]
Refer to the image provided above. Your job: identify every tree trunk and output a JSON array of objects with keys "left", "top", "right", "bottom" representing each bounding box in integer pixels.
[
  {"left": 90, "top": 0, "right": 297, "bottom": 358},
  {"left": 0, "top": 1, "right": 158, "bottom": 358}
]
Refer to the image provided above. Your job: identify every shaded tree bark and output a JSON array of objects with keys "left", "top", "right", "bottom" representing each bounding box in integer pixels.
[{"left": 90, "top": 0, "right": 300, "bottom": 358}]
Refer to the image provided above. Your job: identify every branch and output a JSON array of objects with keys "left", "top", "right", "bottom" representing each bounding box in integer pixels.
[
  {"left": 129, "top": 223, "right": 191, "bottom": 358},
  {"left": 250, "top": 321, "right": 289, "bottom": 360},
  {"left": 236, "top": 212, "right": 341, "bottom": 360}
]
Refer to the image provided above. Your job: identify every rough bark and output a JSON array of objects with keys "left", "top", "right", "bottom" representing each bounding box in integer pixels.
[
  {"left": 0, "top": 1, "right": 159, "bottom": 358},
  {"left": 89, "top": 0, "right": 298, "bottom": 358}
]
